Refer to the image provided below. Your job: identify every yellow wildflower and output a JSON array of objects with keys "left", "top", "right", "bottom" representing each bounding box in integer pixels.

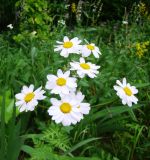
[
  {"left": 138, "top": 2, "right": 148, "bottom": 16},
  {"left": 71, "top": 3, "right": 76, "bottom": 13},
  {"left": 135, "top": 41, "right": 149, "bottom": 58}
]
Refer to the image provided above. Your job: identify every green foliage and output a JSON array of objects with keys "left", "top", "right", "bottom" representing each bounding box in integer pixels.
[
  {"left": 0, "top": 91, "right": 23, "bottom": 160},
  {"left": 77, "top": 0, "right": 103, "bottom": 26},
  {"left": 100, "top": 0, "right": 138, "bottom": 21},
  {"left": 21, "top": 123, "right": 71, "bottom": 159},
  {"left": 0, "top": 1, "right": 150, "bottom": 160},
  {"left": 0, "top": 0, "right": 17, "bottom": 30},
  {"left": 14, "top": 0, "right": 53, "bottom": 42},
  {"left": 22, "top": 123, "right": 119, "bottom": 160},
  {"left": 22, "top": 143, "right": 101, "bottom": 160},
  {"left": 0, "top": 90, "right": 20, "bottom": 123}
]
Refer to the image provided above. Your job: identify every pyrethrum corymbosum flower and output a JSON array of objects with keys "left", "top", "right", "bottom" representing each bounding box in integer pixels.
[
  {"left": 45, "top": 69, "right": 77, "bottom": 95},
  {"left": 54, "top": 36, "right": 82, "bottom": 57},
  {"left": 48, "top": 92, "right": 90, "bottom": 126},
  {"left": 81, "top": 43, "right": 101, "bottom": 58},
  {"left": 70, "top": 57, "right": 100, "bottom": 78},
  {"left": 15, "top": 85, "right": 46, "bottom": 112},
  {"left": 114, "top": 78, "right": 138, "bottom": 107}
]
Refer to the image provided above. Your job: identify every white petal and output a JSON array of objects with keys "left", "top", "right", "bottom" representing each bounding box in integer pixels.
[
  {"left": 93, "top": 50, "right": 99, "bottom": 58},
  {"left": 57, "top": 69, "right": 64, "bottom": 77},
  {"left": 80, "top": 57, "right": 85, "bottom": 63},
  {"left": 47, "top": 74, "right": 57, "bottom": 81},
  {"left": 48, "top": 107, "right": 60, "bottom": 116},
  {"left": 123, "top": 78, "right": 127, "bottom": 86},
  {"left": 122, "top": 99, "right": 127, "bottom": 105},
  {"left": 19, "top": 105, "right": 26, "bottom": 112},
  {"left": 71, "top": 37, "right": 79, "bottom": 43},
  {"left": 29, "top": 84, "right": 34, "bottom": 92},
  {"left": 64, "top": 70, "right": 70, "bottom": 78},
  {"left": 132, "top": 87, "right": 138, "bottom": 94},
  {"left": 60, "top": 49, "right": 69, "bottom": 57},
  {"left": 131, "top": 96, "right": 138, "bottom": 104},
  {"left": 70, "top": 112, "right": 82, "bottom": 122},
  {"left": 15, "top": 93, "right": 24, "bottom": 100},
  {"left": 82, "top": 47, "right": 91, "bottom": 57},
  {"left": 22, "top": 86, "right": 30, "bottom": 94},
  {"left": 80, "top": 104, "right": 90, "bottom": 114},
  {"left": 61, "top": 86, "right": 70, "bottom": 94},
  {"left": 15, "top": 100, "right": 25, "bottom": 106},
  {"left": 56, "top": 41, "right": 63, "bottom": 44},
  {"left": 51, "top": 86, "right": 61, "bottom": 94},
  {"left": 62, "top": 116, "right": 72, "bottom": 126},
  {"left": 50, "top": 98, "right": 61, "bottom": 106},
  {"left": 45, "top": 81, "right": 55, "bottom": 90},
  {"left": 127, "top": 101, "right": 132, "bottom": 107},
  {"left": 54, "top": 46, "right": 63, "bottom": 52},
  {"left": 116, "top": 80, "right": 124, "bottom": 87},
  {"left": 54, "top": 115, "right": 64, "bottom": 123},
  {"left": 64, "top": 36, "right": 69, "bottom": 42},
  {"left": 77, "top": 71, "right": 85, "bottom": 78},
  {"left": 87, "top": 72, "right": 96, "bottom": 78},
  {"left": 67, "top": 78, "right": 77, "bottom": 88}
]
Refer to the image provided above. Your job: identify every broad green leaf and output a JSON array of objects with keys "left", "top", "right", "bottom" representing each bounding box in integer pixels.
[{"left": 0, "top": 90, "right": 19, "bottom": 123}]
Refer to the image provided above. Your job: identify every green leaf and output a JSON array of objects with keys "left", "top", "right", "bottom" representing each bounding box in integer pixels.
[
  {"left": 135, "top": 83, "right": 150, "bottom": 88},
  {"left": 0, "top": 90, "right": 19, "bottom": 123},
  {"left": 0, "top": 92, "right": 6, "bottom": 160},
  {"left": 88, "top": 104, "right": 140, "bottom": 122},
  {"left": 65, "top": 137, "right": 101, "bottom": 155},
  {"left": 22, "top": 145, "right": 100, "bottom": 160}
]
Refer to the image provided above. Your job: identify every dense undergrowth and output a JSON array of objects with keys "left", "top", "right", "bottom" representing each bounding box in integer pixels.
[{"left": 0, "top": 1, "right": 150, "bottom": 160}]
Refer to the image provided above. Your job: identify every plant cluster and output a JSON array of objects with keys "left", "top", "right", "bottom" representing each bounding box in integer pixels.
[{"left": 0, "top": 1, "right": 150, "bottom": 160}]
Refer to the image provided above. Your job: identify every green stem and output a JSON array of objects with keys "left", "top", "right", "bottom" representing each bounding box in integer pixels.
[
  {"left": 130, "top": 126, "right": 145, "bottom": 160},
  {"left": 92, "top": 97, "right": 117, "bottom": 108}
]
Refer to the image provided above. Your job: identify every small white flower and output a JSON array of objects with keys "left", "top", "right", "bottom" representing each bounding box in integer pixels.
[
  {"left": 122, "top": 21, "right": 128, "bottom": 25},
  {"left": 61, "top": 91, "right": 90, "bottom": 117},
  {"left": 114, "top": 78, "right": 138, "bottom": 107},
  {"left": 31, "top": 31, "right": 37, "bottom": 35},
  {"left": 48, "top": 95, "right": 83, "bottom": 126},
  {"left": 45, "top": 69, "right": 77, "bottom": 95},
  {"left": 58, "top": 19, "right": 65, "bottom": 25},
  {"left": 7, "top": 24, "right": 13, "bottom": 29},
  {"left": 15, "top": 85, "right": 46, "bottom": 112},
  {"left": 81, "top": 43, "right": 101, "bottom": 58},
  {"left": 70, "top": 57, "right": 100, "bottom": 78},
  {"left": 54, "top": 36, "right": 82, "bottom": 58}
]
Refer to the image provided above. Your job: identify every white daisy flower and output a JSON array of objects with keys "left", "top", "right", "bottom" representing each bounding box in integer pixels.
[
  {"left": 15, "top": 85, "right": 46, "bottom": 112},
  {"left": 48, "top": 96, "right": 83, "bottom": 126},
  {"left": 81, "top": 43, "right": 101, "bottom": 58},
  {"left": 114, "top": 78, "right": 138, "bottom": 107},
  {"left": 45, "top": 69, "right": 77, "bottom": 95},
  {"left": 61, "top": 91, "right": 90, "bottom": 117},
  {"left": 70, "top": 57, "right": 100, "bottom": 78},
  {"left": 54, "top": 36, "right": 82, "bottom": 57}
]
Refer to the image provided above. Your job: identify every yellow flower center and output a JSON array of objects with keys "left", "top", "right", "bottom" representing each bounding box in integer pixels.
[
  {"left": 56, "top": 78, "right": 66, "bottom": 86},
  {"left": 87, "top": 44, "right": 95, "bottom": 50},
  {"left": 123, "top": 87, "right": 132, "bottom": 96},
  {"left": 77, "top": 106, "right": 80, "bottom": 108},
  {"left": 63, "top": 41, "right": 73, "bottom": 48},
  {"left": 80, "top": 63, "right": 90, "bottom": 70},
  {"left": 24, "top": 92, "right": 35, "bottom": 103},
  {"left": 60, "top": 103, "right": 72, "bottom": 113}
]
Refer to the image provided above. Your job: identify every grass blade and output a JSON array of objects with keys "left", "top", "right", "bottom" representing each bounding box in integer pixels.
[
  {"left": 0, "top": 92, "right": 6, "bottom": 159},
  {"left": 65, "top": 137, "right": 100, "bottom": 155}
]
